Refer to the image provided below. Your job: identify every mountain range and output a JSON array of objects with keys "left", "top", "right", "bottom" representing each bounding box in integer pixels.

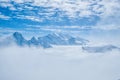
[
  {"left": 0, "top": 32, "right": 120, "bottom": 53},
  {"left": 0, "top": 32, "right": 89, "bottom": 48}
]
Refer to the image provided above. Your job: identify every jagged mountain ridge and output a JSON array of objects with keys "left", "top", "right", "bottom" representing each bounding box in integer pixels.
[
  {"left": 0, "top": 32, "right": 120, "bottom": 53},
  {"left": 12, "top": 32, "right": 89, "bottom": 48}
]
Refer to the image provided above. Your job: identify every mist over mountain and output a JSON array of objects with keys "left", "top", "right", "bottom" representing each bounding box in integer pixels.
[
  {"left": 0, "top": 0, "right": 120, "bottom": 80},
  {"left": 82, "top": 45, "right": 120, "bottom": 53},
  {"left": 0, "top": 32, "right": 119, "bottom": 53}
]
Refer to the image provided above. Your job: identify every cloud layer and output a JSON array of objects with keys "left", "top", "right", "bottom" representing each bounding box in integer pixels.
[{"left": 0, "top": 45, "right": 120, "bottom": 80}]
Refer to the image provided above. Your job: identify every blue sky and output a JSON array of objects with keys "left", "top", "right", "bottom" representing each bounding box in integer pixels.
[{"left": 0, "top": 0, "right": 120, "bottom": 36}]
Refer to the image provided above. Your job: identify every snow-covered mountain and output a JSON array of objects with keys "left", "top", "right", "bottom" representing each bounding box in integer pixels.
[
  {"left": 0, "top": 32, "right": 120, "bottom": 53},
  {"left": 82, "top": 45, "right": 120, "bottom": 53},
  {"left": 13, "top": 32, "right": 28, "bottom": 46},
  {"left": 0, "top": 32, "right": 89, "bottom": 48}
]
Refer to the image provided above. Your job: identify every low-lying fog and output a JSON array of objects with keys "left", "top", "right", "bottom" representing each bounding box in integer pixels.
[{"left": 0, "top": 45, "right": 120, "bottom": 80}]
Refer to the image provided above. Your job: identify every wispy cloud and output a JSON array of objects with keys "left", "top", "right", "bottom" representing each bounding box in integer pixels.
[
  {"left": 0, "top": 12, "right": 10, "bottom": 20},
  {"left": 17, "top": 15, "right": 43, "bottom": 22},
  {"left": 96, "top": 0, "right": 120, "bottom": 29},
  {"left": 0, "top": 0, "right": 120, "bottom": 30},
  {"left": 0, "top": 0, "right": 103, "bottom": 18}
]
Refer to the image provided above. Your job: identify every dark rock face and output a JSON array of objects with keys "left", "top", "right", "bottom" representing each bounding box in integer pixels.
[
  {"left": 28, "top": 37, "right": 39, "bottom": 46},
  {"left": 13, "top": 32, "right": 28, "bottom": 46}
]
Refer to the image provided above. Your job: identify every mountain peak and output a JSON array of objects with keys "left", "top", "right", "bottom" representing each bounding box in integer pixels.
[
  {"left": 31, "top": 37, "right": 37, "bottom": 41},
  {"left": 13, "top": 32, "right": 27, "bottom": 46},
  {"left": 13, "top": 32, "right": 24, "bottom": 39}
]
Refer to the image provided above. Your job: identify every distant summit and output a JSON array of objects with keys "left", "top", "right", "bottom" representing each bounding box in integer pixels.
[{"left": 82, "top": 45, "right": 120, "bottom": 53}]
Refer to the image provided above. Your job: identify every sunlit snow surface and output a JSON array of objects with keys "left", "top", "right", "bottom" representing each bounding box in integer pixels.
[{"left": 0, "top": 45, "right": 120, "bottom": 80}]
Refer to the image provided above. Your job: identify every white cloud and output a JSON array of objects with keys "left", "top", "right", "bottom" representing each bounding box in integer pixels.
[
  {"left": 0, "top": 0, "right": 100, "bottom": 18},
  {"left": 0, "top": 0, "right": 120, "bottom": 30},
  {"left": 34, "top": 0, "right": 93, "bottom": 18},
  {"left": 16, "top": 15, "right": 43, "bottom": 22},
  {"left": 93, "top": 25, "right": 120, "bottom": 30},
  {"left": 96, "top": 0, "right": 120, "bottom": 29},
  {"left": 24, "top": 16, "right": 43, "bottom": 22},
  {"left": 0, "top": 12, "right": 10, "bottom": 20},
  {"left": 0, "top": 1, "right": 16, "bottom": 10},
  {"left": 0, "top": 45, "right": 120, "bottom": 80},
  {"left": 0, "top": 0, "right": 119, "bottom": 18}
]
